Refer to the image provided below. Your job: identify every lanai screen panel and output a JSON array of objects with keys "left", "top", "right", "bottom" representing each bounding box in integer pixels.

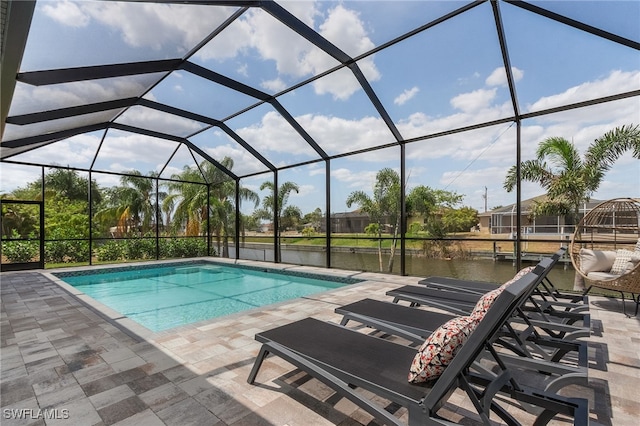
[
  {"left": 527, "top": 0, "right": 640, "bottom": 44},
  {"left": 311, "top": 1, "right": 471, "bottom": 50},
  {"left": 188, "top": 127, "right": 270, "bottom": 178},
  {"left": 2, "top": 131, "right": 105, "bottom": 171},
  {"left": 191, "top": 6, "right": 342, "bottom": 96},
  {"left": 520, "top": 98, "right": 640, "bottom": 201},
  {"left": 113, "top": 105, "right": 208, "bottom": 138},
  {"left": 501, "top": 1, "right": 640, "bottom": 113},
  {"left": 277, "top": 68, "right": 399, "bottom": 156},
  {"left": 91, "top": 129, "right": 181, "bottom": 175},
  {"left": 405, "top": 123, "right": 517, "bottom": 213},
  {"left": 20, "top": 1, "right": 236, "bottom": 70},
  {"left": 225, "top": 102, "right": 323, "bottom": 168},
  {"left": 2, "top": 110, "right": 117, "bottom": 143},
  {"left": 8, "top": 74, "right": 160, "bottom": 116},
  {"left": 158, "top": 144, "right": 201, "bottom": 182},
  {"left": 0, "top": 164, "right": 42, "bottom": 195},
  {"left": 143, "top": 71, "right": 260, "bottom": 123}
]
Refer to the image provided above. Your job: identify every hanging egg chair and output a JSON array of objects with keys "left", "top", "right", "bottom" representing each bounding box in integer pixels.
[{"left": 570, "top": 198, "right": 640, "bottom": 316}]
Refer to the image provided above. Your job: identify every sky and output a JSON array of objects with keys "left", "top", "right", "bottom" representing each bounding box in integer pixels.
[{"left": 1, "top": 0, "right": 639, "bottom": 217}]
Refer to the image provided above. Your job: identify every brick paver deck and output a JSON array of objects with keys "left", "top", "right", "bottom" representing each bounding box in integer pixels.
[{"left": 1, "top": 260, "right": 639, "bottom": 425}]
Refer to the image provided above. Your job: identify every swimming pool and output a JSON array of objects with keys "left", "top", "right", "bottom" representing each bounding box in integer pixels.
[{"left": 54, "top": 262, "right": 362, "bottom": 332}]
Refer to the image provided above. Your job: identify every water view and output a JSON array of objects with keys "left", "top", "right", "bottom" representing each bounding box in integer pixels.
[{"left": 234, "top": 247, "right": 577, "bottom": 292}]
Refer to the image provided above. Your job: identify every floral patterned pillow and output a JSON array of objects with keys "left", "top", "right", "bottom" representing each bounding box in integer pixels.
[
  {"left": 470, "top": 266, "right": 534, "bottom": 322},
  {"left": 408, "top": 315, "right": 478, "bottom": 383},
  {"left": 470, "top": 287, "right": 504, "bottom": 322}
]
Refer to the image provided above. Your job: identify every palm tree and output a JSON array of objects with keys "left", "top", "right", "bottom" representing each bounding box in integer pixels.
[
  {"left": 254, "top": 180, "right": 300, "bottom": 262},
  {"left": 164, "top": 158, "right": 259, "bottom": 257},
  {"left": 346, "top": 168, "right": 401, "bottom": 272},
  {"left": 255, "top": 180, "right": 300, "bottom": 234},
  {"left": 504, "top": 124, "right": 640, "bottom": 225},
  {"left": 95, "top": 171, "right": 165, "bottom": 236}
]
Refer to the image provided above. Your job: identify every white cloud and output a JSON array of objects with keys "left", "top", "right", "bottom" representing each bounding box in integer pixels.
[
  {"left": 0, "top": 165, "right": 39, "bottom": 194},
  {"left": 261, "top": 78, "right": 287, "bottom": 93},
  {"left": 486, "top": 67, "right": 524, "bottom": 86},
  {"left": 331, "top": 167, "right": 378, "bottom": 190},
  {"left": 204, "top": 144, "right": 266, "bottom": 177},
  {"left": 528, "top": 70, "right": 640, "bottom": 112},
  {"left": 290, "top": 184, "right": 316, "bottom": 198},
  {"left": 43, "top": 1, "right": 378, "bottom": 102},
  {"left": 236, "top": 111, "right": 319, "bottom": 157},
  {"left": 41, "top": 1, "right": 234, "bottom": 57},
  {"left": 312, "top": 67, "right": 361, "bottom": 101},
  {"left": 295, "top": 113, "right": 394, "bottom": 153},
  {"left": 237, "top": 63, "right": 249, "bottom": 77},
  {"left": 319, "top": 5, "right": 373, "bottom": 57},
  {"left": 82, "top": 2, "right": 232, "bottom": 54},
  {"left": 450, "top": 88, "right": 497, "bottom": 113},
  {"left": 394, "top": 87, "right": 419, "bottom": 106},
  {"left": 313, "top": 5, "right": 380, "bottom": 99},
  {"left": 309, "top": 165, "right": 326, "bottom": 176},
  {"left": 41, "top": 0, "right": 90, "bottom": 27}
]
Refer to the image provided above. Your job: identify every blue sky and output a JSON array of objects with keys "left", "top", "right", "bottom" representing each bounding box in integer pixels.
[{"left": 1, "top": 0, "right": 639, "bottom": 216}]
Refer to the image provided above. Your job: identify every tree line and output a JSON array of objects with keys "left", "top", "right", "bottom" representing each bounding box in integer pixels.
[{"left": 2, "top": 123, "right": 636, "bottom": 268}]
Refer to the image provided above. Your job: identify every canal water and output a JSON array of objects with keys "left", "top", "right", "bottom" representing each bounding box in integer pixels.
[{"left": 233, "top": 247, "right": 577, "bottom": 292}]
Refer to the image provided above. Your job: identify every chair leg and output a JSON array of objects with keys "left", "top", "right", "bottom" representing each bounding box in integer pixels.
[
  {"left": 247, "top": 346, "right": 270, "bottom": 384},
  {"left": 619, "top": 291, "right": 629, "bottom": 317},
  {"left": 633, "top": 293, "right": 640, "bottom": 317}
]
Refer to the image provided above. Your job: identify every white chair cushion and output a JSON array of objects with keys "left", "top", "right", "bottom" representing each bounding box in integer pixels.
[
  {"left": 624, "top": 254, "right": 640, "bottom": 274},
  {"left": 579, "top": 249, "right": 616, "bottom": 273}
]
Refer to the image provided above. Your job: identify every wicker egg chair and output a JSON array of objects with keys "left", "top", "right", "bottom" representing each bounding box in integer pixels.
[{"left": 570, "top": 198, "right": 640, "bottom": 316}]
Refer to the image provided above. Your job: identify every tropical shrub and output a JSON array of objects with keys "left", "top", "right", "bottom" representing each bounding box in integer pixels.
[
  {"left": 124, "top": 237, "right": 156, "bottom": 260},
  {"left": 45, "top": 228, "right": 90, "bottom": 263},
  {"left": 2, "top": 230, "right": 38, "bottom": 262},
  {"left": 160, "top": 237, "right": 209, "bottom": 258},
  {"left": 95, "top": 240, "right": 126, "bottom": 261}
]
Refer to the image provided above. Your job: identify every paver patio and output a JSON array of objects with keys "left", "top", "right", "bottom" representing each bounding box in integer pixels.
[{"left": 1, "top": 259, "right": 639, "bottom": 425}]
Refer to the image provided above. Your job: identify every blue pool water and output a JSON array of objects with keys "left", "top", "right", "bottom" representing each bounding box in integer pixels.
[{"left": 55, "top": 262, "right": 361, "bottom": 332}]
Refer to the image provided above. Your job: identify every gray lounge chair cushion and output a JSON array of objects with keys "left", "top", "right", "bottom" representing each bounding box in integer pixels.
[{"left": 408, "top": 315, "right": 477, "bottom": 383}]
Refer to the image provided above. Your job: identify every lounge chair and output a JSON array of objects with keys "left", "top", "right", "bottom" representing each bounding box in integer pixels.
[
  {"left": 248, "top": 271, "right": 588, "bottom": 425},
  {"left": 335, "top": 298, "right": 586, "bottom": 359},
  {"left": 388, "top": 259, "right": 589, "bottom": 335},
  {"left": 337, "top": 260, "right": 588, "bottom": 367},
  {"left": 335, "top": 298, "right": 587, "bottom": 395},
  {"left": 421, "top": 273, "right": 587, "bottom": 305},
  {"left": 420, "top": 249, "right": 587, "bottom": 307}
]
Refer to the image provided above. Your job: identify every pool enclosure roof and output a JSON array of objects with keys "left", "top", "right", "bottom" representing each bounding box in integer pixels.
[{"left": 1, "top": 0, "right": 639, "bottom": 188}]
